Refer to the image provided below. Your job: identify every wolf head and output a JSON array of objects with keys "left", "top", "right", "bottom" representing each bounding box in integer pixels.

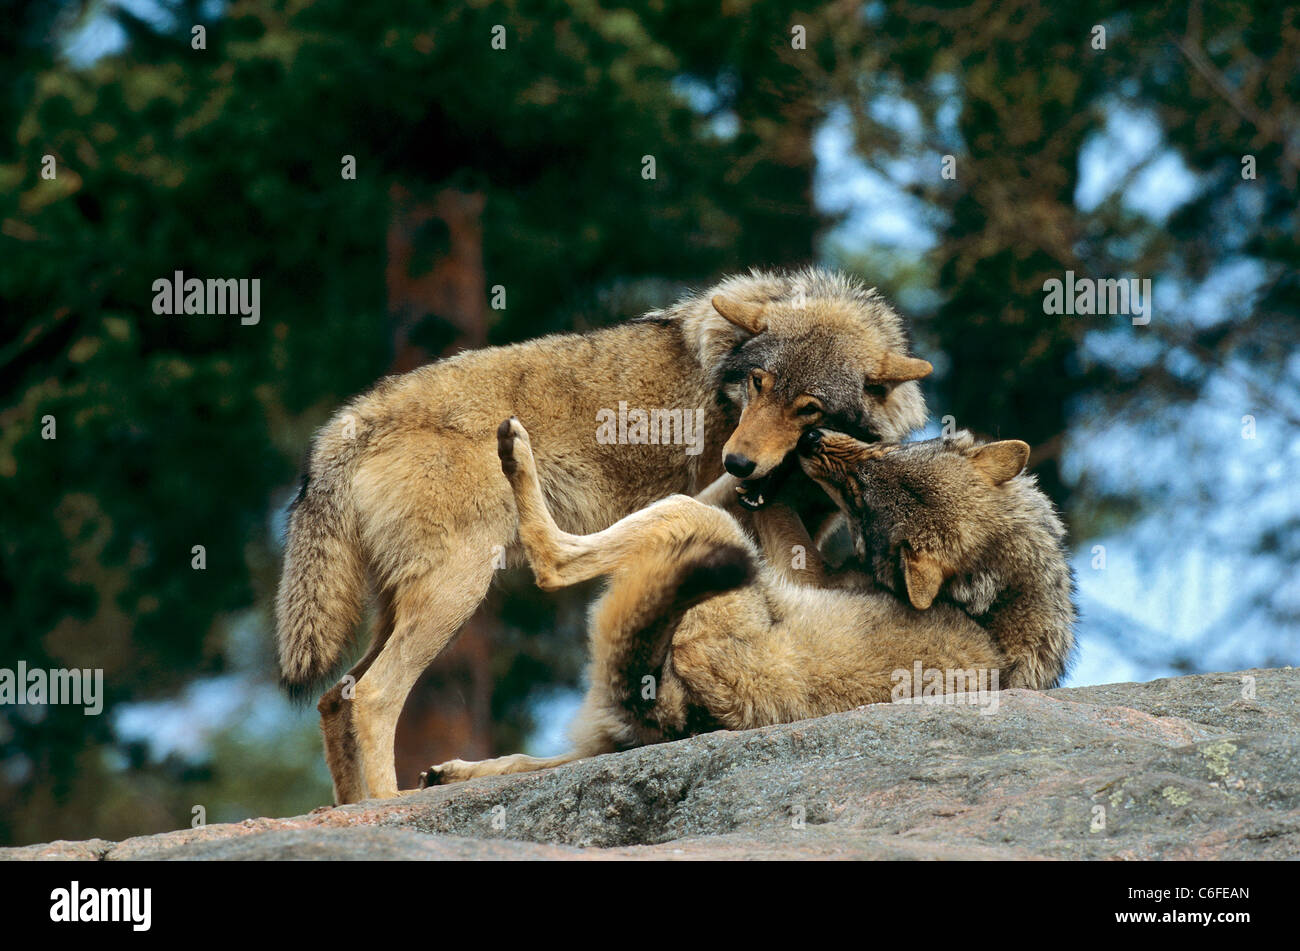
[
  {"left": 797, "top": 429, "right": 1032, "bottom": 610},
  {"left": 674, "top": 268, "right": 930, "bottom": 507}
]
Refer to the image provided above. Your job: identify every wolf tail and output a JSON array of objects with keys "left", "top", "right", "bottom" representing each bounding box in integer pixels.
[
  {"left": 597, "top": 537, "right": 755, "bottom": 716},
  {"left": 275, "top": 425, "right": 366, "bottom": 702}
]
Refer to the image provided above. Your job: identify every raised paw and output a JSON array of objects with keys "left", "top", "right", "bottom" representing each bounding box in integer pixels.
[
  {"left": 798, "top": 428, "right": 893, "bottom": 479},
  {"left": 496, "top": 417, "right": 532, "bottom": 477},
  {"left": 797, "top": 427, "right": 824, "bottom": 456}
]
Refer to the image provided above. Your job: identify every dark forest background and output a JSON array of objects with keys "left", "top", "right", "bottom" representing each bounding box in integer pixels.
[{"left": 1, "top": 0, "right": 1296, "bottom": 846}]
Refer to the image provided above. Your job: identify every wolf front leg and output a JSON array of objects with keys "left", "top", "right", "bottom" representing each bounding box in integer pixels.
[
  {"left": 751, "top": 503, "right": 828, "bottom": 586},
  {"left": 693, "top": 472, "right": 744, "bottom": 509}
]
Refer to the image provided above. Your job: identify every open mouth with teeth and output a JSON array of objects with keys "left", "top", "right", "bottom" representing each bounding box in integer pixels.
[{"left": 734, "top": 454, "right": 798, "bottom": 510}]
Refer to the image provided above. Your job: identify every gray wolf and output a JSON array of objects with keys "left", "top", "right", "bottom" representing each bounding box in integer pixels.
[
  {"left": 276, "top": 268, "right": 933, "bottom": 802},
  {"left": 799, "top": 428, "right": 1077, "bottom": 689},
  {"left": 417, "top": 418, "right": 1019, "bottom": 787}
]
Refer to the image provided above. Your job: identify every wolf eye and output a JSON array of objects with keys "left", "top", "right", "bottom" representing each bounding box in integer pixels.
[
  {"left": 795, "top": 400, "right": 822, "bottom": 417},
  {"left": 750, "top": 371, "right": 764, "bottom": 393}
]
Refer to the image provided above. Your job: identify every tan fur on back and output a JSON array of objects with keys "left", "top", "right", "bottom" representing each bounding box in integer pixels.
[{"left": 275, "top": 268, "right": 933, "bottom": 802}]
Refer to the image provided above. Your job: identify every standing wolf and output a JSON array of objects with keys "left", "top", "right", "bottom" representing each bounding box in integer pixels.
[{"left": 276, "top": 268, "right": 933, "bottom": 803}]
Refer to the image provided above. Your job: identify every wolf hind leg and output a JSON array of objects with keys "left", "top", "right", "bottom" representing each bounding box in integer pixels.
[
  {"left": 348, "top": 546, "right": 500, "bottom": 800},
  {"left": 419, "top": 750, "right": 588, "bottom": 786},
  {"left": 317, "top": 590, "right": 395, "bottom": 804},
  {"left": 497, "top": 417, "right": 737, "bottom": 589},
  {"left": 419, "top": 691, "right": 622, "bottom": 786}
]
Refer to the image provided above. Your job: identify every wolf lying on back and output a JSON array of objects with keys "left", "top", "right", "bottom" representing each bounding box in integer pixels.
[
  {"left": 419, "top": 419, "right": 1074, "bottom": 787},
  {"left": 797, "top": 428, "right": 1076, "bottom": 689},
  {"left": 276, "top": 267, "right": 934, "bottom": 803}
]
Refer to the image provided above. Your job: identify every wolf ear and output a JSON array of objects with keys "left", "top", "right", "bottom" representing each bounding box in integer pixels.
[
  {"left": 711, "top": 295, "right": 768, "bottom": 335},
  {"left": 969, "top": 440, "right": 1030, "bottom": 485},
  {"left": 901, "top": 546, "right": 947, "bottom": 610},
  {"left": 874, "top": 353, "right": 933, "bottom": 383}
]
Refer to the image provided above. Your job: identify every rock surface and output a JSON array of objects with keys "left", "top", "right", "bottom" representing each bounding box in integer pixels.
[{"left": 4, "top": 667, "right": 1297, "bottom": 860}]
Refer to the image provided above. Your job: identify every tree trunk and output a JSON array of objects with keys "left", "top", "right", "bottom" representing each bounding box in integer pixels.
[{"left": 386, "top": 181, "right": 497, "bottom": 780}]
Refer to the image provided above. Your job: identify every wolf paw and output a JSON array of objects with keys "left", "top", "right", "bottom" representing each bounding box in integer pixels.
[
  {"left": 496, "top": 417, "right": 532, "bottom": 476},
  {"left": 418, "top": 766, "right": 444, "bottom": 788},
  {"left": 797, "top": 427, "right": 824, "bottom": 456},
  {"left": 420, "top": 760, "right": 472, "bottom": 787}
]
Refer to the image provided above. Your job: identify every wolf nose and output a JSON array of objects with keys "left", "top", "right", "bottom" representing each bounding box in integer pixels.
[
  {"left": 724, "top": 453, "right": 756, "bottom": 478},
  {"left": 798, "top": 429, "right": 823, "bottom": 455}
]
